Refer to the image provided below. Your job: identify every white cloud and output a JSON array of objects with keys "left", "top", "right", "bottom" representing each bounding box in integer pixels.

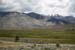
[
  {"left": 0, "top": 0, "right": 74, "bottom": 16},
  {"left": 0, "top": 0, "right": 22, "bottom": 12},
  {"left": 33, "top": 0, "right": 70, "bottom": 16},
  {"left": 69, "top": 0, "right": 75, "bottom": 16}
]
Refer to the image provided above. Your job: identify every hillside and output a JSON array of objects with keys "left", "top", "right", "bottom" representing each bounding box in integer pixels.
[
  {"left": 0, "top": 12, "right": 75, "bottom": 29},
  {"left": 0, "top": 12, "right": 44, "bottom": 29}
]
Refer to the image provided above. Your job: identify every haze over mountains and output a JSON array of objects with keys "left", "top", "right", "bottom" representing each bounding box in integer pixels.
[{"left": 0, "top": 12, "right": 75, "bottom": 29}]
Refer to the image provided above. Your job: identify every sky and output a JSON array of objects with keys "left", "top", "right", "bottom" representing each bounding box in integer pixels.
[{"left": 0, "top": 0, "right": 75, "bottom": 16}]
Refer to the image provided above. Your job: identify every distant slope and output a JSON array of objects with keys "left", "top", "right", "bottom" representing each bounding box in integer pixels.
[
  {"left": 47, "top": 15, "right": 75, "bottom": 24},
  {"left": 0, "top": 12, "right": 75, "bottom": 29},
  {"left": 26, "top": 12, "right": 75, "bottom": 24},
  {"left": 26, "top": 12, "right": 46, "bottom": 20},
  {"left": 0, "top": 12, "right": 44, "bottom": 29}
]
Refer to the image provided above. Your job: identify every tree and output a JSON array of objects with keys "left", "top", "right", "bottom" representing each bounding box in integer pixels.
[{"left": 15, "top": 36, "right": 19, "bottom": 42}]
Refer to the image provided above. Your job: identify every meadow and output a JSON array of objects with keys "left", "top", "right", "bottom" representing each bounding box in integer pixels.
[{"left": 0, "top": 29, "right": 75, "bottom": 44}]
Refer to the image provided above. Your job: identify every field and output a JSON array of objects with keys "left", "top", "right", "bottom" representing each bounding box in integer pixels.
[
  {"left": 0, "top": 41, "right": 75, "bottom": 50},
  {"left": 0, "top": 29, "right": 75, "bottom": 44}
]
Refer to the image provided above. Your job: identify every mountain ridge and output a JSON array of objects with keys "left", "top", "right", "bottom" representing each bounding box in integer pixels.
[{"left": 0, "top": 12, "right": 75, "bottom": 29}]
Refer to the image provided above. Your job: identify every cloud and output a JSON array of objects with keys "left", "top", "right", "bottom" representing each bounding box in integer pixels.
[
  {"left": 0, "top": 0, "right": 74, "bottom": 16},
  {"left": 0, "top": 0, "right": 22, "bottom": 12},
  {"left": 69, "top": 0, "right": 75, "bottom": 16},
  {"left": 33, "top": 0, "right": 70, "bottom": 16}
]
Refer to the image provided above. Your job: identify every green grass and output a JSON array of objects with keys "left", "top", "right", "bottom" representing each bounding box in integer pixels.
[
  {"left": 0, "top": 29, "right": 75, "bottom": 39},
  {"left": 0, "top": 29, "right": 75, "bottom": 44}
]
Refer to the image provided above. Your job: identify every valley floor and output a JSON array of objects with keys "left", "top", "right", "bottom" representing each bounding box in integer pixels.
[
  {"left": 0, "top": 29, "right": 75, "bottom": 44},
  {"left": 0, "top": 40, "right": 75, "bottom": 50}
]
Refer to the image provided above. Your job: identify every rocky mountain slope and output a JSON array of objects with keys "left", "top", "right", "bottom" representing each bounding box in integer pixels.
[
  {"left": 0, "top": 12, "right": 46, "bottom": 29},
  {"left": 0, "top": 12, "right": 75, "bottom": 29}
]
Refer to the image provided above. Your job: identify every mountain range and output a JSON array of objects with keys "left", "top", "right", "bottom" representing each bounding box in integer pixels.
[{"left": 0, "top": 12, "right": 75, "bottom": 29}]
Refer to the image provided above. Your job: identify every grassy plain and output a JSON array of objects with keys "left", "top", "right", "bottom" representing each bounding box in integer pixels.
[{"left": 0, "top": 29, "right": 75, "bottom": 44}]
